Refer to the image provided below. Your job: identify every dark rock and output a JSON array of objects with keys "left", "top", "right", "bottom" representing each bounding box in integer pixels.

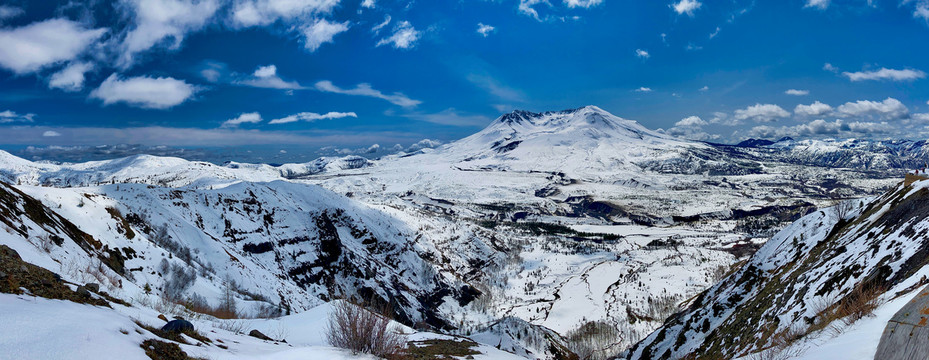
[
  {"left": 75, "top": 286, "right": 91, "bottom": 297},
  {"left": 84, "top": 283, "right": 100, "bottom": 293},
  {"left": 0, "top": 245, "right": 20, "bottom": 260},
  {"left": 248, "top": 329, "right": 273, "bottom": 341},
  {"left": 161, "top": 319, "right": 194, "bottom": 333}
]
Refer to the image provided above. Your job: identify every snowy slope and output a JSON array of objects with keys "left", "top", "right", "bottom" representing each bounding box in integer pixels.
[{"left": 627, "top": 178, "right": 929, "bottom": 359}]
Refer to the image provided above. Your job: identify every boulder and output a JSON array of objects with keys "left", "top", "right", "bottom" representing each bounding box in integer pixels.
[
  {"left": 248, "top": 329, "right": 273, "bottom": 341},
  {"left": 161, "top": 319, "right": 194, "bottom": 333},
  {"left": 84, "top": 283, "right": 100, "bottom": 293}
]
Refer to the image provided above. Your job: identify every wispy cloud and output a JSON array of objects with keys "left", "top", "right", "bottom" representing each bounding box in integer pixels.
[
  {"left": 784, "top": 89, "right": 809, "bottom": 96},
  {"left": 376, "top": 21, "right": 420, "bottom": 49},
  {"left": 404, "top": 108, "right": 491, "bottom": 127},
  {"left": 314, "top": 80, "right": 421, "bottom": 107},
  {"left": 0, "top": 110, "right": 35, "bottom": 123},
  {"left": 221, "top": 112, "right": 263, "bottom": 128},
  {"left": 635, "top": 49, "right": 650, "bottom": 59},
  {"left": 467, "top": 74, "right": 525, "bottom": 102},
  {"left": 116, "top": 0, "right": 220, "bottom": 68},
  {"left": 843, "top": 67, "right": 926, "bottom": 82},
  {"left": 48, "top": 62, "right": 94, "bottom": 92},
  {"left": 635, "top": 87, "right": 653, "bottom": 93},
  {"left": 804, "top": 0, "right": 829, "bottom": 10},
  {"left": 477, "top": 23, "right": 495, "bottom": 37},
  {"left": 269, "top": 111, "right": 358, "bottom": 124}
]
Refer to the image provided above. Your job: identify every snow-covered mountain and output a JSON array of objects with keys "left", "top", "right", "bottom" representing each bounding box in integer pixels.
[
  {"left": 1, "top": 105, "right": 926, "bottom": 360},
  {"left": 626, "top": 178, "right": 929, "bottom": 359}
]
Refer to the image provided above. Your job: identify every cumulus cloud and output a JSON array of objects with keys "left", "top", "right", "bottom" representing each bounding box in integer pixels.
[
  {"left": 117, "top": 0, "right": 220, "bottom": 68},
  {"left": 0, "top": 110, "right": 35, "bottom": 123},
  {"left": 699, "top": 86, "right": 709, "bottom": 92},
  {"left": 916, "top": 2, "right": 929, "bottom": 21},
  {"left": 565, "top": 0, "right": 604, "bottom": 8},
  {"left": 785, "top": 89, "right": 809, "bottom": 96},
  {"left": 836, "top": 97, "right": 908, "bottom": 120},
  {"left": 406, "top": 138, "right": 442, "bottom": 152},
  {"left": 42, "top": 130, "right": 61, "bottom": 137},
  {"left": 230, "top": 0, "right": 339, "bottom": 27},
  {"left": 376, "top": 21, "right": 420, "bottom": 49},
  {"left": 804, "top": 0, "right": 829, "bottom": 10},
  {"left": 675, "top": 115, "right": 707, "bottom": 127},
  {"left": 315, "top": 80, "right": 421, "bottom": 107},
  {"left": 794, "top": 101, "right": 833, "bottom": 117},
  {"left": 734, "top": 103, "right": 790, "bottom": 123},
  {"left": 221, "top": 112, "right": 263, "bottom": 128},
  {"left": 90, "top": 74, "right": 199, "bottom": 109},
  {"left": 842, "top": 67, "right": 926, "bottom": 82},
  {"left": 635, "top": 49, "right": 649, "bottom": 59},
  {"left": 0, "top": 19, "right": 106, "bottom": 74},
  {"left": 302, "top": 18, "right": 349, "bottom": 51},
  {"left": 268, "top": 111, "right": 357, "bottom": 124},
  {"left": 745, "top": 119, "right": 894, "bottom": 140},
  {"left": 237, "top": 64, "right": 304, "bottom": 89},
  {"left": 672, "top": 0, "right": 702, "bottom": 16},
  {"left": 477, "top": 23, "right": 495, "bottom": 37},
  {"left": 48, "top": 62, "right": 94, "bottom": 92},
  {"left": 635, "top": 87, "right": 653, "bottom": 93}
]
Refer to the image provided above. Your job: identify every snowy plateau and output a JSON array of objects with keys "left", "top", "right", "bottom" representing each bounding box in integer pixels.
[{"left": 1, "top": 106, "right": 927, "bottom": 360}]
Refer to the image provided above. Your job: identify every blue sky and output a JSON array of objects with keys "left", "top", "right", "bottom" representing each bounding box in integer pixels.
[{"left": 1, "top": 0, "right": 928, "bottom": 160}]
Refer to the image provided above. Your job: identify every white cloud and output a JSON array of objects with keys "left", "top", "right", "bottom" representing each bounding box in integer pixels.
[
  {"left": 823, "top": 63, "right": 839, "bottom": 73},
  {"left": 301, "top": 18, "right": 349, "bottom": 51},
  {"left": 230, "top": 0, "right": 339, "bottom": 27},
  {"left": 518, "top": 0, "right": 547, "bottom": 20},
  {"left": 0, "top": 5, "right": 24, "bottom": 21},
  {"left": 734, "top": 103, "right": 790, "bottom": 123},
  {"left": 916, "top": 2, "right": 929, "bottom": 21},
  {"left": 221, "top": 112, "right": 263, "bottom": 128},
  {"left": 315, "top": 80, "right": 421, "bottom": 107},
  {"left": 406, "top": 138, "right": 442, "bottom": 152},
  {"left": 672, "top": 0, "right": 702, "bottom": 16},
  {"left": 804, "top": 0, "right": 829, "bottom": 10},
  {"left": 268, "top": 111, "right": 357, "bottom": 124},
  {"left": 709, "top": 26, "right": 720, "bottom": 39},
  {"left": 699, "top": 86, "right": 709, "bottom": 92},
  {"left": 635, "top": 87, "right": 653, "bottom": 93},
  {"left": 372, "top": 15, "right": 391, "bottom": 34},
  {"left": 635, "top": 49, "right": 649, "bottom": 59},
  {"left": 117, "top": 0, "right": 220, "bottom": 68},
  {"left": 361, "top": 0, "right": 375, "bottom": 8},
  {"left": 565, "top": 0, "right": 603, "bottom": 8},
  {"left": 48, "top": 62, "right": 94, "bottom": 92},
  {"left": 0, "top": 110, "right": 35, "bottom": 123},
  {"left": 477, "top": 23, "right": 495, "bottom": 37},
  {"left": 0, "top": 19, "right": 106, "bottom": 74},
  {"left": 785, "top": 89, "right": 809, "bottom": 96},
  {"left": 794, "top": 101, "right": 833, "bottom": 117},
  {"left": 237, "top": 64, "right": 304, "bottom": 89},
  {"left": 842, "top": 67, "right": 926, "bottom": 82},
  {"left": 376, "top": 21, "right": 420, "bottom": 49},
  {"left": 745, "top": 119, "right": 895, "bottom": 140},
  {"left": 42, "top": 130, "right": 61, "bottom": 137},
  {"left": 675, "top": 116, "right": 707, "bottom": 127},
  {"left": 90, "top": 74, "right": 199, "bottom": 109},
  {"left": 836, "top": 97, "right": 908, "bottom": 120}
]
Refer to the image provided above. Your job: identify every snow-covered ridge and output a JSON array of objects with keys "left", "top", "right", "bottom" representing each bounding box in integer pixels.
[{"left": 627, "top": 179, "right": 929, "bottom": 359}]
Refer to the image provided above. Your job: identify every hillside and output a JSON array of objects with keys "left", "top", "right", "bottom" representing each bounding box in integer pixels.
[{"left": 627, "top": 178, "right": 929, "bottom": 359}]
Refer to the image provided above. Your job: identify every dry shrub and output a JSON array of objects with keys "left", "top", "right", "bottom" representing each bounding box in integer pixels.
[
  {"left": 326, "top": 300, "right": 406, "bottom": 358},
  {"left": 835, "top": 282, "right": 884, "bottom": 322}
]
